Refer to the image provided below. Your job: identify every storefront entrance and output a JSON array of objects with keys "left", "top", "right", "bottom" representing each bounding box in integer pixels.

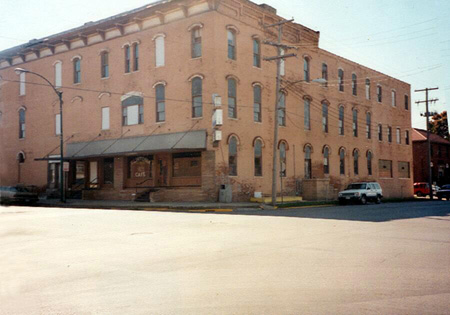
[{"left": 155, "top": 154, "right": 170, "bottom": 187}]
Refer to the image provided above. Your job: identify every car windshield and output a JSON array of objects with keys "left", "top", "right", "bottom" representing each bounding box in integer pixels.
[
  {"left": 15, "top": 186, "right": 30, "bottom": 192},
  {"left": 346, "top": 184, "right": 366, "bottom": 190}
]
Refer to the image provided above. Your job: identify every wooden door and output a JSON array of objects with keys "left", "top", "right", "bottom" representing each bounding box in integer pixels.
[{"left": 155, "top": 154, "right": 170, "bottom": 187}]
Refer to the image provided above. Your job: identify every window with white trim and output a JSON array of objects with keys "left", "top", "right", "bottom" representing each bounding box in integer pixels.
[
  {"left": 227, "top": 30, "right": 236, "bottom": 60},
  {"left": 391, "top": 90, "right": 396, "bottom": 107},
  {"left": 156, "top": 84, "right": 165, "bottom": 122},
  {"left": 192, "top": 27, "right": 202, "bottom": 58},
  {"left": 155, "top": 36, "right": 165, "bottom": 67},
  {"left": 122, "top": 95, "right": 143, "bottom": 126}
]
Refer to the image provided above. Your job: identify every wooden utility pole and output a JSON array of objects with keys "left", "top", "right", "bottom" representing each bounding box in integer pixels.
[
  {"left": 415, "top": 87, "right": 439, "bottom": 200},
  {"left": 264, "top": 19, "right": 297, "bottom": 206}
]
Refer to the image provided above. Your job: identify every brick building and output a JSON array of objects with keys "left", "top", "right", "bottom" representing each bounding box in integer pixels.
[
  {"left": 412, "top": 129, "right": 450, "bottom": 186},
  {"left": 0, "top": 0, "right": 414, "bottom": 201}
]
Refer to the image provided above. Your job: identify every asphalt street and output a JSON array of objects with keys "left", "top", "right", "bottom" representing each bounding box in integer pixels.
[{"left": 1, "top": 201, "right": 449, "bottom": 314}]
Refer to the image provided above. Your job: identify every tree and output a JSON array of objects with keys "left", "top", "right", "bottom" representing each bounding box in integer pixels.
[{"left": 429, "top": 111, "right": 449, "bottom": 140}]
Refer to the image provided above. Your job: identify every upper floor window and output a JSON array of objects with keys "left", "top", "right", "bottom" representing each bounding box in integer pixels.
[
  {"left": 55, "top": 114, "right": 61, "bottom": 135},
  {"left": 125, "top": 45, "right": 131, "bottom": 73},
  {"left": 339, "top": 106, "right": 345, "bottom": 135},
  {"left": 19, "top": 72, "right": 26, "bottom": 95},
  {"left": 377, "top": 85, "right": 382, "bottom": 102},
  {"left": 278, "top": 92, "right": 286, "bottom": 126},
  {"left": 253, "top": 85, "right": 261, "bottom": 122},
  {"left": 253, "top": 39, "right": 260, "bottom": 68},
  {"left": 353, "top": 149, "right": 359, "bottom": 175},
  {"left": 322, "top": 101, "right": 328, "bottom": 133},
  {"left": 366, "top": 112, "right": 371, "bottom": 139},
  {"left": 73, "top": 58, "right": 81, "bottom": 84},
  {"left": 102, "top": 107, "right": 110, "bottom": 130},
  {"left": 304, "top": 98, "right": 311, "bottom": 130},
  {"left": 156, "top": 84, "right": 166, "bottom": 122},
  {"left": 228, "top": 78, "right": 237, "bottom": 118},
  {"left": 280, "top": 48, "right": 285, "bottom": 76},
  {"left": 304, "top": 57, "right": 310, "bottom": 82},
  {"left": 279, "top": 142, "right": 287, "bottom": 177},
  {"left": 378, "top": 124, "right": 383, "bottom": 141},
  {"left": 133, "top": 43, "right": 139, "bottom": 71},
  {"left": 100, "top": 51, "right": 109, "bottom": 78},
  {"left": 254, "top": 139, "right": 262, "bottom": 176},
  {"left": 192, "top": 77, "right": 202, "bottom": 118},
  {"left": 304, "top": 145, "right": 312, "bottom": 179},
  {"left": 405, "top": 94, "right": 409, "bottom": 110},
  {"left": 19, "top": 108, "right": 25, "bottom": 138},
  {"left": 365, "top": 79, "right": 370, "bottom": 100},
  {"left": 227, "top": 29, "right": 236, "bottom": 60},
  {"left": 122, "top": 94, "right": 143, "bottom": 126},
  {"left": 322, "top": 63, "right": 328, "bottom": 87},
  {"left": 352, "top": 109, "right": 358, "bottom": 137},
  {"left": 154, "top": 35, "right": 165, "bottom": 67},
  {"left": 338, "top": 69, "right": 344, "bottom": 92},
  {"left": 339, "top": 148, "right": 346, "bottom": 175},
  {"left": 405, "top": 130, "right": 410, "bottom": 145},
  {"left": 229, "top": 136, "right": 238, "bottom": 176},
  {"left": 54, "top": 61, "right": 62, "bottom": 88},
  {"left": 323, "top": 146, "right": 330, "bottom": 175},
  {"left": 352, "top": 73, "right": 357, "bottom": 96},
  {"left": 388, "top": 126, "right": 392, "bottom": 143},
  {"left": 367, "top": 150, "right": 373, "bottom": 175},
  {"left": 391, "top": 90, "right": 396, "bottom": 107},
  {"left": 396, "top": 128, "right": 401, "bottom": 144},
  {"left": 192, "top": 27, "right": 202, "bottom": 58}
]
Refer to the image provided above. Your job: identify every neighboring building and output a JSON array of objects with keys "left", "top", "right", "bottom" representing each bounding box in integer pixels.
[
  {"left": 0, "top": 0, "right": 413, "bottom": 201},
  {"left": 412, "top": 129, "right": 450, "bottom": 186}
]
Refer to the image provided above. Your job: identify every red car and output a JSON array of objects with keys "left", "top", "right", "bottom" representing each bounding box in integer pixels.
[{"left": 413, "top": 182, "right": 439, "bottom": 197}]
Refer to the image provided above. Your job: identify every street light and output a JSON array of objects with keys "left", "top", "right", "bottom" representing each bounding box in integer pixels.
[
  {"left": 15, "top": 68, "right": 65, "bottom": 203},
  {"left": 271, "top": 77, "right": 328, "bottom": 206}
]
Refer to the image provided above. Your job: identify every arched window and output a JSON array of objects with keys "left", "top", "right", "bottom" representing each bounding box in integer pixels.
[
  {"left": 229, "top": 136, "right": 238, "bottom": 176},
  {"left": 156, "top": 84, "right": 165, "bottom": 122},
  {"left": 322, "top": 101, "right": 328, "bottom": 133},
  {"left": 19, "top": 108, "right": 26, "bottom": 139},
  {"left": 100, "top": 51, "right": 109, "bottom": 78},
  {"left": 339, "top": 147, "right": 346, "bottom": 175},
  {"left": 124, "top": 45, "right": 131, "bottom": 73},
  {"left": 122, "top": 94, "right": 144, "bottom": 125},
  {"left": 278, "top": 91, "right": 286, "bottom": 126},
  {"left": 322, "top": 63, "right": 328, "bottom": 87},
  {"left": 391, "top": 90, "right": 397, "bottom": 107},
  {"left": 304, "top": 57, "right": 310, "bottom": 82},
  {"left": 73, "top": 57, "right": 81, "bottom": 84},
  {"left": 388, "top": 126, "right": 392, "bottom": 142},
  {"left": 279, "top": 142, "right": 287, "bottom": 177},
  {"left": 304, "top": 97, "right": 311, "bottom": 130},
  {"left": 323, "top": 146, "right": 330, "bottom": 175},
  {"left": 227, "top": 29, "right": 236, "bottom": 60},
  {"left": 192, "top": 27, "right": 202, "bottom": 58},
  {"left": 280, "top": 48, "right": 285, "bottom": 76},
  {"left": 339, "top": 105, "right": 345, "bottom": 135},
  {"left": 253, "top": 85, "right": 261, "bottom": 122},
  {"left": 17, "top": 152, "right": 25, "bottom": 164},
  {"left": 253, "top": 38, "right": 260, "bottom": 68},
  {"left": 338, "top": 69, "right": 344, "bottom": 92},
  {"left": 367, "top": 150, "right": 373, "bottom": 176},
  {"left": 366, "top": 112, "right": 371, "bottom": 139},
  {"left": 304, "top": 145, "right": 312, "bottom": 179},
  {"left": 254, "top": 139, "right": 262, "bottom": 176},
  {"left": 353, "top": 149, "right": 359, "bottom": 175},
  {"left": 133, "top": 43, "right": 139, "bottom": 71},
  {"left": 19, "top": 72, "right": 26, "bottom": 95},
  {"left": 353, "top": 109, "right": 358, "bottom": 137},
  {"left": 228, "top": 78, "right": 237, "bottom": 118},
  {"left": 405, "top": 130, "right": 410, "bottom": 145},
  {"left": 377, "top": 85, "right": 382, "bottom": 102},
  {"left": 396, "top": 128, "right": 401, "bottom": 144},
  {"left": 54, "top": 61, "right": 62, "bottom": 88},
  {"left": 192, "top": 77, "right": 202, "bottom": 118},
  {"left": 378, "top": 124, "right": 383, "bottom": 141},
  {"left": 352, "top": 73, "right": 357, "bottom": 96},
  {"left": 365, "top": 78, "right": 370, "bottom": 99}
]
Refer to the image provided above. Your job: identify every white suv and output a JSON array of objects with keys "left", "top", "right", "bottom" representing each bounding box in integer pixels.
[{"left": 338, "top": 182, "right": 383, "bottom": 205}]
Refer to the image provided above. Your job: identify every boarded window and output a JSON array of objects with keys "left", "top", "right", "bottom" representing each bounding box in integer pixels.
[
  {"left": 19, "top": 72, "right": 26, "bottom": 95},
  {"left": 379, "top": 159, "right": 393, "bottom": 178},
  {"left": 55, "top": 114, "right": 61, "bottom": 135},
  {"left": 155, "top": 36, "right": 165, "bottom": 67},
  {"left": 172, "top": 152, "right": 201, "bottom": 177},
  {"left": 55, "top": 61, "right": 62, "bottom": 88},
  {"left": 280, "top": 48, "right": 285, "bottom": 76},
  {"left": 102, "top": 107, "right": 110, "bottom": 130},
  {"left": 398, "top": 161, "right": 410, "bottom": 178}
]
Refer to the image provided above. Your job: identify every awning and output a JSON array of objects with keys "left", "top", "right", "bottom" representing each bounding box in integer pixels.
[{"left": 66, "top": 130, "right": 207, "bottom": 159}]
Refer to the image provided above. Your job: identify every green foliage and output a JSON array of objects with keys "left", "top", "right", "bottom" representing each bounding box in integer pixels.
[{"left": 428, "top": 111, "right": 449, "bottom": 140}]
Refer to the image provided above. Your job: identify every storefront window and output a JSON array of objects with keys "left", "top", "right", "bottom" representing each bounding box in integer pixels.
[
  {"left": 172, "top": 152, "right": 201, "bottom": 177},
  {"left": 103, "top": 158, "right": 114, "bottom": 184},
  {"left": 128, "top": 156, "right": 153, "bottom": 179}
]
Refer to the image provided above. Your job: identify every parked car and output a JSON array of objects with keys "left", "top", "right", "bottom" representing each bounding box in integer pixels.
[
  {"left": 436, "top": 184, "right": 450, "bottom": 200},
  {"left": 0, "top": 186, "right": 39, "bottom": 205},
  {"left": 338, "top": 182, "right": 383, "bottom": 205},
  {"left": 413, "top": 182, "right": 440, "bottom": 197}
]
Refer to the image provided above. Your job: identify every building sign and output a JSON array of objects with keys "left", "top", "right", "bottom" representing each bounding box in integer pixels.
[
  {"left": 129, "top": 157, "right": 152, "bottom": 179},
  {"left": 63, "top": 162, "right": 70, "bottom": 172}
]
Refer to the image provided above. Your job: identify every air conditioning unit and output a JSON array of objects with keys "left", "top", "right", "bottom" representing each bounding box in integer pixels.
[
  {"left": 213, "top": 130, "right": 222, "bottom": 142},
  {"left": 212, "top": 109, "right": 223, "bottom": 126},
  {"left": 212, "top": 94, "right": 222, "bottom": 107}
]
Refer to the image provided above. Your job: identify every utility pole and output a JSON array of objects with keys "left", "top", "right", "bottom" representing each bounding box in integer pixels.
[
  {"left": 415, "top": 87, "right": 439, "bottom": 200},
  {"left": 264, "top": 19, "right": 297, "bottom": 206}
]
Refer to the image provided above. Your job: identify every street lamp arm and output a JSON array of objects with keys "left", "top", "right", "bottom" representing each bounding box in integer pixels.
[{"left": 15, "top": 68, "right": 61, "bottom": 97}]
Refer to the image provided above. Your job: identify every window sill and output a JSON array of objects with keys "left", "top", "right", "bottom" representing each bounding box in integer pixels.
[
  {"left": 19, "top": 138, "right": 25, "bottom": 141},
  {"left": 192, "top": 117, "right": 203, "bottom": 120},
  {"left": 252, "top": 66, "right": 262, "bottom": 70},
  {"left": 101, "top": 76, "right": 110, "bottom": 80},
  {"left": 228, "top": 117, "right": 238, "bottom": 121},
  {"left": 191, "top": 57, "right": 202, "bottom": 60},
  {"left": 73, "top": 82, "right": 81, "bottom": 86},
  {"left": 253, "top": 121, "right": 262, "bottom": 124}
]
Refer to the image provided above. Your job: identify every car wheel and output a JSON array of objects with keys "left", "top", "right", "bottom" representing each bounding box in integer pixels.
[
  {"left": 416, "top": 191, "right": 422, "bottom": 197},
  {"left": 360, "top": 196, "right": 367, "bottom": 205},
  {"left": 339, "top": 200, "right": 346, "bottom": 205},
  {"left": 375, "top": 195, "right": 381, "bottom": 204}
]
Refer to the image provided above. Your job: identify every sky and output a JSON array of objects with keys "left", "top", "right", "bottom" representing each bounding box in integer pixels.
[{"left": 1, "top": 0, "right": 449, "bottom": 129}]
